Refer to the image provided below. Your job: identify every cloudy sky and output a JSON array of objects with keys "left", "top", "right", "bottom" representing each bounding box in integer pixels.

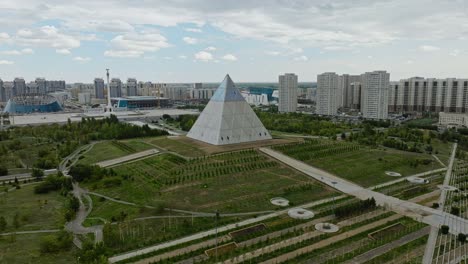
[{"left": 0, "top": 0, "right": 467, "bottom": 83}]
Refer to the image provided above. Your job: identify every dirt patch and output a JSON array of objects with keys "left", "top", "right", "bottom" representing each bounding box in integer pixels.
[
  {"left": 229, "top": 223, "right": 267, "bottom": 239},
  {"left": 205, "top": 242, "right": 238, "bottom": 257}
]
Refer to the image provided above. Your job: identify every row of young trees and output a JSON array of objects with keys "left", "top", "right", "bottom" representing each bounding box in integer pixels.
[{"left": 334, "top": 198, "right": 377, "bottom": 218}]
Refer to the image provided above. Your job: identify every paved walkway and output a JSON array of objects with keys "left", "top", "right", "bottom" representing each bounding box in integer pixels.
[
  {"left": 344, "top": 226, "right": 430, "bottom": 263},
  {"left": 422, "top": 143, "right": 457, "bottom": 264},
  {"left": 0, "top": 229, "right": 60, "bottom": 236},
  {"left": 259, "top": 147, "right": 468, "bottom": 236},
  {"left": 95, "top": 149, "right": 160, "bottom": 167}
]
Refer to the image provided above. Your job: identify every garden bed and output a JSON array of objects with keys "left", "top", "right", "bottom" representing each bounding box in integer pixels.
[
  {"left": 229, "top": 223, "right": 267, "bottom": 239},
  {"left": 205, "top": 242, "right": 238, "bottom": 257},
  {"left": 368, "top": 222, "right": 406, "bottom": 240}
]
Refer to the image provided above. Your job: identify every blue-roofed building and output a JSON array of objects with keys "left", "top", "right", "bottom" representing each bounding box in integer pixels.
[
  {"left": 110, "top": 96, "right": 169, "bottom": 109},
  {"left": 4, "top": 94, "right": 62, "bottom": 114}
]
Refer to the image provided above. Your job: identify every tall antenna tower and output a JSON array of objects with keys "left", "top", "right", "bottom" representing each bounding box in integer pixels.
[{"left": 106, "top": 69, "right": 112, "bottom": 112}]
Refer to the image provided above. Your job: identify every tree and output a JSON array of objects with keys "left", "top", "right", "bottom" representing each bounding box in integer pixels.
[
  {"left": 441, "top": 225, "right": 449, "bottom": 235},
  {"left": 0, "top": 216, "right": 6, "bottom": 231},
  {"left": 458, "top": 233, "right": 467, "bottom": 243},
  {"left": 0, "top": 165, "right": 7, "bottom": 176},
  {"left": 32, "top": 168, "right": 44, "bottom": 181},
  {"left": 450, "top": 206, "right": 460, "bottom": 216}
]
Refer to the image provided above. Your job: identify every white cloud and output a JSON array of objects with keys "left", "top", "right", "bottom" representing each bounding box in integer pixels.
[
  {"left": 205, "top": 46, "right": 216, "bottom": 51},
  {"left": 185, "top": 28, "right": 202, "bottom": 33},
  {"left": 323, "top": 46, "right": 352, "bottom": 51},
  {"left": 0, "top": 33, "right": 12, "bottom": 44},
  {"left": 178, "top": 55, "right": 187, "bottom": 59},
  {"left": 1, "top": 50, "right": 21, "bottom": 55},
  {"left": 194, "top": 51, "right": 213, "bottom": 61},
  {"left": 164, "top": 56, "right": 172, "bottom": 60},
  {"left": 15, "top": 26, "right": 80, "bottom": 50},
  {"left": 56, "top": 49, "right": 71, "bottom": 55},
  {"left": 105, "top": 32, "right": 170, "bottom": 58},
  {"left": 0, "top": 60, "right": 14, "bottom": 65},
  {"left": 419, "top": 45, "right": 440, "bottom": 52},
  {"left": 183, "top": 36, "right": 198, "bottom": 44},
  {"left": 73, "top": 56, "right": 91, "bottom": 62},
  {"left": 449, "top": 49, "right": 461, "bottom": 56},
  {"left": 222, "top": 54, "right": 238, "bottom": 61},
  {"left": 1, "top": 48, "right": 34, "bottom": 55},
  {"left": 293, "top": 55, "right": 308, "bottom": 61},
  {"left": 265, "top": 51, "right": 280, "bottom": 56},
  {"left": 104, "top": 50, "right": 142, "bottom": 58},
  {"left": 406, "top": 60, "right": 414, "bottom": 64}
]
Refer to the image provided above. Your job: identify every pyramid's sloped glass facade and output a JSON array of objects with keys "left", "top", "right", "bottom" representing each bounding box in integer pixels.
[{"left": 187, "top": 75, "right": 272, "bottom": 145}]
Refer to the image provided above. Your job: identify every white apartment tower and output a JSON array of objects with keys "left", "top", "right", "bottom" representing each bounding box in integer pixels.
[
  {"left": 126, "top": 78, "right": 138, "bottom": 96},
  {"left": 361, "top": 71, "right": 390, "bottom": 119},
  {"left": 316, "top": 72, "right": 339, "bottom": 116},
  {"left": 278, "top": 73, "right": 298, "bottom": 113}
]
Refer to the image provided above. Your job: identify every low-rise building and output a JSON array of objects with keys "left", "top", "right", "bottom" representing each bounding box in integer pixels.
[{"left": 439, "top": 112, "right": 468, "bottom": 127}]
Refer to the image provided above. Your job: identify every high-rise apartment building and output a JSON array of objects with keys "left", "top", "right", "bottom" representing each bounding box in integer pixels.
[
  {"left": 316, "top": 72, "right": 340, "bottom": 116},
  {"left": 339, "top": 74, "right": 361, "bottom": 108},
  {"left": 3, "top": 82, "right": 14, "bottom": 101},
  {"left": 163, "top": 85, "right": 188, "bottom": 100},
  {"left": 109, "top": 78, "right": 122, "bottom": 98},
  {"left": 351, "top": 82, "right": 362, "bottom": 110},
  {"left": 126, "top": 78, "right": 138, "bottom": 96},
  {"left": 0, "top": 79, "right": 4, "bottom": 102},
  {"left": 45, "top": 80, "right": 65, "bottom": 92},
  {"left": 94, "top": 78, "right": 105, "bottom": 99},
  {"left": 278, "top": 73, "right": 298, "bottom": 113},
  {"left": 35, "top": 78, "right": 47, "bottom": 94},
  {"left": 13, "top": 78, "right": 26, "bottom": 96},
  {"left": 361, "top": 71, "right": 390, "bottom": 119},
  {"left": 388, "top": 77, "right": 468, "bottom": 114}
]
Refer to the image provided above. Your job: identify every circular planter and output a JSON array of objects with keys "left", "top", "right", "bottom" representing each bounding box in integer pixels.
[
  {"left": 407, "top": 176, "right": 428, "bottom": 184},
  {"left": 270, "top": 197, "right": 290, "bottom": 207},
  {"left": 385, "top": 171, "right": 402, "bottom": 177},
  {"left": 288, "top": 208, "right": 315, "bottom": 219},
  {"left": 315, "top": 222, "right": 340, "bottom": 233}
]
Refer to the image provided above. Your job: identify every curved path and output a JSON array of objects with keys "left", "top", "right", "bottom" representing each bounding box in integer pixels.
[{"left": 60, "top": 143, "right": 104, "bottom": 247}]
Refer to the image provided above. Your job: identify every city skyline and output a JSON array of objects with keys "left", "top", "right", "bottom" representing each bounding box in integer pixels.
[{"left": 0, "top": 0, "right": 467, "bottom": 82}]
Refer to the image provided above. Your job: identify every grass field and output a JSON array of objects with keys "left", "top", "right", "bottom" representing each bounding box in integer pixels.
[
  {"left": 82, "top": 150, "right": 337, "bottom": 219},
  {"left": 0, "top": 233, "right": 77, "bottom": 264},
  {"left": 273, "top": 139, "right": 444, "bottom": 187},
  {"left": 0, "top": 184, "right": 66, "bottom": 232},
  {"left": 145, "top": 137, "right": 206, "bottom": 157},
  {"left": 431, "top": 139, "right": 453, "bottom": 165},
  {"left": 78, "top": 140, "right": 153, "bottom": 165}
]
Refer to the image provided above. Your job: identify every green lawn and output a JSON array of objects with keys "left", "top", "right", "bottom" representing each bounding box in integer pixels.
[
  {"left": 431, "top": 139, "right": 453, "bottom": 165},
  {"left": 274, "top": 139, "right": 443, "bottom": 187},
  {"left": 82, "top": 150, "right": 337, "bottom": 219},
  {"left": 0, "top": 233, "right": 77, "bottom": 264},
  {"left": 310, "top": 148, "right": 442, "bottom": 187},
  {"left": 78, "top": 140, "right": 153, "bottom": 165},
  {"left": 145, "top": 137, "right": 205, "bottom": 157},
  {"left": 0, "top": 184, "right": 66, "bottom": 232}
]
